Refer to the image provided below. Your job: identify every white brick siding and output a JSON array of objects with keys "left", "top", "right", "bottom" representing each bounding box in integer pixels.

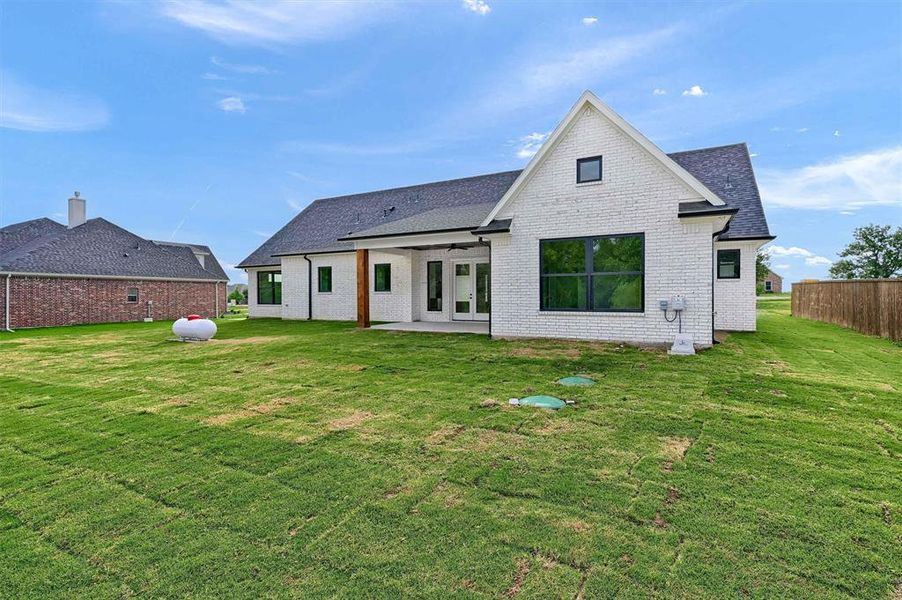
[
  {"left": 411, "top": 246, "right": 490, "bottom": 322},
  {"left": 714, "top": 240, "right": 760, "bottom": 331},
  {"left": 490, "top": 105, "right": 716, "bottom": 347},
  {"left": 246, "top": 267, "right": 282, "bottom": 318}
]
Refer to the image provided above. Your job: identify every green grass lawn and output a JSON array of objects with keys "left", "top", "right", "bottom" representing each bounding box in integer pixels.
[{"left": 1, "top": 297, "right": 899, "bottom": 599}]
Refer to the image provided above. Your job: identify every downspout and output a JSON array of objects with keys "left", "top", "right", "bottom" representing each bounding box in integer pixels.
[
  {"left": 303, "top": 255, "right": 313, "bottom": 320},
  {"left": 711, "top": 221, "right": 731, "bottom": 346},
  {"left": 4, "top": 274, "right": 12, "bottom": 332},
  {"left": 215, "top": 281, "right": 220, "bottom": 317}
]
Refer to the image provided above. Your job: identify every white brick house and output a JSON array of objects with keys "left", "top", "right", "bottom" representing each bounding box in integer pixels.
[{"left": 239, "top": 91, "right": 773, "bottom": 349}]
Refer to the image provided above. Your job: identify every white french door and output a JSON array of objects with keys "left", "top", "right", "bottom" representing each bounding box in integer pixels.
[{"left": 452, "top": 260, "right": 490, "bottom": 321}]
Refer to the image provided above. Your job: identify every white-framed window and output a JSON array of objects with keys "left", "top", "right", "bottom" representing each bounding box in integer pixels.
[{"left": 126, "top": 288, "right": 139, "bottom": 303}]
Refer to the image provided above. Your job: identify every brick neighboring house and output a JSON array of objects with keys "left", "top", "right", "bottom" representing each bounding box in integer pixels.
[
  {"left": 239, "top": 91, "right": 774, "bottom": 349},
  {"left": 1, "top": 194, "right": 228, "bottom": 330},
  {"left": 763, "top": 269, "right": 783, "bottom": 293}
]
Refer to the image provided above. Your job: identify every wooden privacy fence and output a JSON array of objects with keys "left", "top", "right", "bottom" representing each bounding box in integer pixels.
[{"left": 791, "top": 279, "right": 902, "bottom": 342}]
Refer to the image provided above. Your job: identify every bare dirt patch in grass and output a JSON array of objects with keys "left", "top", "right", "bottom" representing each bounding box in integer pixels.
[
  {"left": 327, "top": 410, "right": 372, "bottom": 430},
  {"left": 334, "top": 363, "right": 368, "bottom": 372},
  {"left": 510, "top": 347, "right": 581, "bottom": 360},
  {"left": 505, "top": 558, "right": 530, "bottom": 598},
  {"left": 205, "top": 397, "right": 298, "bottom": 425},
  {"left": 562, "top": 519, "right": 592, "bottom": 533},
  {"left": 426, "top": 424, "right": 465, "bottom": 445},
  {"left": 662, "top": 437, "right": 693, "bottom": 472}
]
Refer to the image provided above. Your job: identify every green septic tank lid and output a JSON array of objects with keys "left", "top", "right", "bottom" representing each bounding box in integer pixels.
[
  {"left": 513, "top": 395, "right": 567, "bottom": 410},
  {"left": 558, "top": 376, "right": 596, "bottom": 386}
]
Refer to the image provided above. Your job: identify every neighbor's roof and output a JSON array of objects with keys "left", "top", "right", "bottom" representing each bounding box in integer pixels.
[
  {"left": 0, "top": 217, "right": 227, "bottom": 281},
  {"left": 240, "top": 143, "right": 772, "bottom": 268},
  {"left": 152, "top": 240, "right": 229, "bottom": 280}
]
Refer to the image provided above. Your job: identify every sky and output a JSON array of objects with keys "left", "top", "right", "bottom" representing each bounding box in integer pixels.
[{"left": 1, "top": 1, "right": 900, "bottom": 284}]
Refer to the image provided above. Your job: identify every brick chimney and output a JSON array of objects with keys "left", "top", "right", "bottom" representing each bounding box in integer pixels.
[{"left": 68, "top": 191, "right": 86, "bottom": 228}]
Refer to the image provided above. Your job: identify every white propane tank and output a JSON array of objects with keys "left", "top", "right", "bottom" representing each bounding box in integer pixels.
[{"left": 172, "top": 314, "right": 217, "bottom": 341}]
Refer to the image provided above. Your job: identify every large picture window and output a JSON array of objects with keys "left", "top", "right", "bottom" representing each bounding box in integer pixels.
[
  {"left": 374, "top": 263, "right": 391, "bottom": 292},
  {"left": 540, "top": 234, "right": 644, "bottom": 312},
  {"left": 257, "top": 271, "right": 282, "bottom": 305},
  {"left": 717, "top": 249, "right": 740, "bottom": 279},
  {"left": 318, "top": 266, "right": 332, "bottom": 293},
  {"left": 427, "top": 261, "right": 442, "bottom": 311}
]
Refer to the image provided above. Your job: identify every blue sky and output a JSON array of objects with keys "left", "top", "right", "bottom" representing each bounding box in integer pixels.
[{"left": 1, "top": 1, "right": 900, "bottom": 283}]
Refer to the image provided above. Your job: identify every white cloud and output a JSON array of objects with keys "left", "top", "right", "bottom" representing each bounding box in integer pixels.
[
  {"left": 839, "top": 210, "right": 856, "bottom": 215},
  {"left": 468, "top": 24, "right": 680, "bottom": 120},
  {"left": 682, "top": 85, "right": 707, "bottom": 97},
  {"left": 0, "top": 70, "right": 109, "bottom": 132},
  {"left": 217, "top": 96, "right": 246, "bottom": 113},
  {"left": 222, "top": 262, "right": 248, "bottom": 283},
  {"left": 202, "top": 72, "right": 230, "bottom": 80},
  {"left": 210, "top": 56, "right": 276, "bottom": 75},
  {"left": 833, "top": 130, "right": 841, "bottom": 137},
  {"left": 286, "top": 198, "right": 303, "bottom": 211},
  {"left": 515, "top": 131, "right": 549, "bottom": 159},
  {"left": 770, "top": 126, "right": 783, "bottom": 132},
  {"left": 653, "top": 88, "right": 667, "bottom": 95},
  {"left": 775, "top": 264, "right": 790, "bottom": 270},
  {"left": 582, "top": 17, "right": 598, "bottom": 26},
  {"left": 796, "top": 127, "right": 809, "bottom": 133},
  {"left": 160, "top": 1, "right": 391, "bottom": 45},
  {"left": 462, "top": 0, "right": 491, "bottom": 15},
  {"left": 253, "top": 230, "right": 272, "bottom": 238},
  {"left": 766, "top": 245, "right": 833, "bottom": 268},
  {"left": 758, "top": 146, "right": 902, "bottom": 211},
  {"left": 750, "top": 152, "right": 759, "bottom": 157}
]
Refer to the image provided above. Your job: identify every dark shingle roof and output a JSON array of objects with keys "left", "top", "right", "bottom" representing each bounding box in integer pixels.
[
  {"left": 669, "top": 143, "right": 773, "bottom": 240},
  {"left": 238, "top": 171, "right": 521, "bottom": 267},
  {"left": 340, "top": 202, "right": 498, "bottom": 240},
  {"left": 0, "top": 218, "right": 66, "bottom": 258},
  {"left": 0, "top": 218, "right": 226, "bottom": 280},
  {"left": 153, "top": 240, "right": 229, "bottom": 280},
  {"left": 240, "top": 143, "right": 772, "bottom": 267}
]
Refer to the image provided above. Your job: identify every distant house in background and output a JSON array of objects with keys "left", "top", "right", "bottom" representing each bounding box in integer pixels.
[
  {"left": 763, "top": 270, "right": 783, "bottom": 293},
  {"left": 1, "top": 193, "right": 227, "bottom": 330}
]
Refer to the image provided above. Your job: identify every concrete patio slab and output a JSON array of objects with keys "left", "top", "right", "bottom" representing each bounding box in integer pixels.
[{"left": 371, "top": 321, "right": 490, "bottom": 334}]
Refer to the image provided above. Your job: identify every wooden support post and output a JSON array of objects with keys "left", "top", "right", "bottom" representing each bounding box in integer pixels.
[{"left": 356, "top": 249, "right": 370, "bottom": 328}]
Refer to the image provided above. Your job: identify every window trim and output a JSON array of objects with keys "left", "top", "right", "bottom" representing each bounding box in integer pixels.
[
  {"left": 426, "top": 260, "right": 442, "bottom": 312},
  {"left": 717, "top": 249, "right": 741, "bottom": 280},
  {"left": 539, "top": 232, "right": 645, "bottom": 313},
  {"left": 576, "top": 155, "right": 604, "bottom": 184},
  {"left": 256, "top": 270, "right": 282, "bottom": 305},
  {"left": 317, "top": 266, "right": 332, "bottom": 294},
  {"left": 374, "top": 263, "right": 391, "bottom": 293},
  {"left": 126, "top": 287, "right": 139, "bottom": 303}
]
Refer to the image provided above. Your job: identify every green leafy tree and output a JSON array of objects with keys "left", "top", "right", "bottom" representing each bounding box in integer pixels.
[
  {"left": 828, "top": 224, "right": 902, "bottom": 279},
  {"left": 756, "top": 249, "right": 772, "bottom": 294},
  {"left": 228, "top": 289, "right": 246, "bottom": 304}
]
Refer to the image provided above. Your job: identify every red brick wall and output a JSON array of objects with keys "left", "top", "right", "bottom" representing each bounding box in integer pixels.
[
  {"left": 764, "top": 272, "right": 783, "bottom": 294},
  {"left": 0, "top": 276, "right": 227, "bottom": 329}
]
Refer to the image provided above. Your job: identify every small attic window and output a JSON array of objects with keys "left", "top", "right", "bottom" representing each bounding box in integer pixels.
[{"left": 577, "top": 156, "right": 603, "bottom": 183}]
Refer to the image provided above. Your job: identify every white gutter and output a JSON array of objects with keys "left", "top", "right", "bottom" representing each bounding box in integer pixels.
[{"left": 4, "top": 274, "right": 12, "bottom": 332}]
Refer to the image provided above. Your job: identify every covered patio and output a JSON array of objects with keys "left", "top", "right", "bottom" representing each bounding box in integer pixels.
[{"left": 370, "top": 321, "right": 489, "bottom": 334}]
